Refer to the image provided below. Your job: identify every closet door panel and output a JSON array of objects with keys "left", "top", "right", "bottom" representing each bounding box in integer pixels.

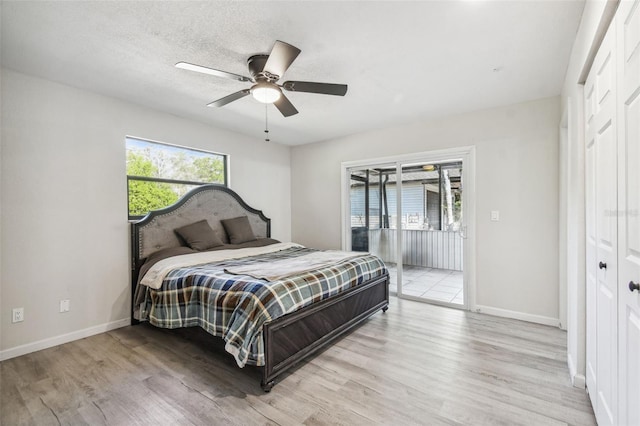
[
  {"left": 585, "top": 24, "right": 618, "bottom": 426},
  {"left": 585, "top": 130, "right": 598, "bottom": 402},
  {"left": 617, "top": 1, "right": 640, "bottom": 424},
  {"left": 595, "top": 118, "right": 618, "bottom": 426}
]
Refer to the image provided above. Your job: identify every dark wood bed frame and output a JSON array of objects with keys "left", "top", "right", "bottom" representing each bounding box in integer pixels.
[{"left": 130, "top": 184, "right": 389, "bottom": 391}]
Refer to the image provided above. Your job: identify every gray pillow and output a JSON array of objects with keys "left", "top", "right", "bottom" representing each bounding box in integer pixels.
[
  {"left": 174, "top": 220, "right": 224, "bottom": 251},
  {"left": 221, "top": 216, "right": 257, "bottom": 244}
]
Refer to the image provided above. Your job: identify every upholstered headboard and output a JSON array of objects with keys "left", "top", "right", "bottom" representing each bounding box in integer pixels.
[{"left": 131, "top": 184, "right": 271, "bottom": 262}]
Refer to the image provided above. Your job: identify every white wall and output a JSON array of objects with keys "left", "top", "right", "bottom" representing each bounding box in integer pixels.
[
  {"left": 560, "top": 0, "right": 618, "bottom": 388},
  {"left": 291, "top": 96, "right": 560, "bottom": 322},
  {"left": 0, "top": 69, "right": 291, "bottom": 357}
]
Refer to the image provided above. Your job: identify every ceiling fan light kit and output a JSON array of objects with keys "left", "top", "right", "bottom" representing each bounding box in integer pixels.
[
  {"left": 176, "top": 40, "right": 348, "bottom": 117},
  {"left": 251, "top": 82, "right": 281, "bottom": 104}
]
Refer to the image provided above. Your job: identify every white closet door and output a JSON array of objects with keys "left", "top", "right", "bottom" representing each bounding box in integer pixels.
[
  {"left": 584, "top": 59, "right": 598, "bottom": 409},
  {"left": 585, "top": 24, "right": 619, "bottom": 426},
  {"left": 617, "top": 1, "right": 640, "bottom": 424}
]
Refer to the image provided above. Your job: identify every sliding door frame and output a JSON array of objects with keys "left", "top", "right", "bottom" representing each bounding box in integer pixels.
[{"left": 341, "top": 146, "right": 476, "bottom": 310}]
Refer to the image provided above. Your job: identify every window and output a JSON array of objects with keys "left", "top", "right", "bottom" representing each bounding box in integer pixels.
[{"left": 126, "top": 137, "right": 228, "bottom": 219}]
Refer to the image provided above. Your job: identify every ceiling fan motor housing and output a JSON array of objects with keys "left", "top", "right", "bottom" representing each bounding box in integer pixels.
[{"left": 247, "top": 54, "right": 277, "bottom": 81}]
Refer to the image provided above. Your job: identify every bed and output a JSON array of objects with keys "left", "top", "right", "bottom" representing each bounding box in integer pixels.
[{"left": 130, "top": 184, "right": 389, "bottom": 391}]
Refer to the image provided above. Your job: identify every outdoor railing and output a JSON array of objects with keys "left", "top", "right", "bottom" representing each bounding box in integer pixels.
[{"left": 368, "top": 228, "right": 463, "bottom": 271}]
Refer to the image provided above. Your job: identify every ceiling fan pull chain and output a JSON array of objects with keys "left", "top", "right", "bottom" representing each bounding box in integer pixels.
[{"left": 264, "top": 102, "right": 270, "bottom": 142}]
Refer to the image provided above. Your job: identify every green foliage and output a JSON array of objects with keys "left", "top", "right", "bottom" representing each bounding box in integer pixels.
[
  {"left": 128, "top": 181, "right": 179, "bottom": 216},
  {"left": 192, "top": 157, "right": 225, "bottom": 183},
  {"left": 127, "top": 151, "right": 179, "bottom": 216},
  {"left": 127, "top": 150, "right": 156, "bottom": 177},
  {"left": 126, "top": 147, "right": 226, "bottom": 217}
]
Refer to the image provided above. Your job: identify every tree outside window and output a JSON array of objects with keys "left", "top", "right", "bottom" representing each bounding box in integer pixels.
[{"left": 126, "top": 137, "right": 227, "bottom": 219}]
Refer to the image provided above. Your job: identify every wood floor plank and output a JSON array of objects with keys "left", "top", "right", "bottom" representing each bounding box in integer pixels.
[{"left": 1, "top": 297, "right": 595, "bottom": 425}]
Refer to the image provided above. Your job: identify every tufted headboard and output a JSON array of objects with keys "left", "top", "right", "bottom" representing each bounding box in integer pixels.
[
  {"left": 131, "top": 184, "right": 270, "bottom": 262},
  {"left": 131, "top": 185, "right": 270, "bottom": 262}
]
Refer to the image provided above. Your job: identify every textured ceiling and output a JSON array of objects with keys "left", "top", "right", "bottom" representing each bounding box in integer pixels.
[{"left": 1, "top": 1, "right": 585, "bottom": 146}]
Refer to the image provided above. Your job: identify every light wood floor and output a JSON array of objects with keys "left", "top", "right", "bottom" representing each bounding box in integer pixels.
[{"left": 1, "top": 297, "right": 595, "bottom": 425}]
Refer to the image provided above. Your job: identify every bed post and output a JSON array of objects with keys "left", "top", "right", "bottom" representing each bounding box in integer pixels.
[{"left": 130, "top": 222, "right": 141, "bottom": 326}]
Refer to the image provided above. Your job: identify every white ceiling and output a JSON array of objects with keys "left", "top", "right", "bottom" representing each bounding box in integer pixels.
[{"left": 1, "top": 1, "right": 585, "bottom": 146}]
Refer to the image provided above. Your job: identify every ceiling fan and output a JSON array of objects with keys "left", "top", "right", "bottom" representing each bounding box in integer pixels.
[{"left": 176, "top": 40, "right": 348, "bottom": 117}]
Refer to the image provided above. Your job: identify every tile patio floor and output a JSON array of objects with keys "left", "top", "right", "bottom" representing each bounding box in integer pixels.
[{"left": 385, "top": 263, "right": 464, "bottom": 305}]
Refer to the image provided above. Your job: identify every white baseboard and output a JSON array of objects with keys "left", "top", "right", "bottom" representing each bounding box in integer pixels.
[
  {"left": 568, "top": 352, "right": 577, "bottom": 379},
  {"left": 567, "top": 353, "right": 587, "bottom": 388},
  {"left": 572, "top": 373, "right": 586, "bottom": 389},
  {"left": 474, "top": 305, "right": 561, "bottom": 327},
  {"left": 0, "top": 318, "right": 130, "bottom": 361}
]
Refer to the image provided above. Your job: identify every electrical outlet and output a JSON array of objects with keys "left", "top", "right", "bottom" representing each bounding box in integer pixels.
[
  {"left": 59, "top": 299, "right": 70, "bottom": 313},
  {"left": 12, "top": 308, "right": 24, "bottom": 323}
]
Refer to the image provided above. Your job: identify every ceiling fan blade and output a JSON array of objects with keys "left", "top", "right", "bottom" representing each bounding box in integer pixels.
[
  {"left": 207, "top": 90, "right": 251, "bottom": 107},
  {"left": 273, "top": 93, "right": 299, "bottom": 117},
  {"left": 263, "top": 41, "right": 301, "bottom": 80},
  {"left": 176, "top": 62, "right": 251, "bottom": 82},
  {"left": 282, "top": 81, "right": 348, "bottom": 96}
]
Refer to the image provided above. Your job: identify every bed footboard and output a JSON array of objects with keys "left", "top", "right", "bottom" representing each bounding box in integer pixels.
[{"left": 261, "top": 272, "right": 389, "bottom": 391}]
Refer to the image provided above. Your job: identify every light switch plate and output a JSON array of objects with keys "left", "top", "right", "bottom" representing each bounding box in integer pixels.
[{"left": 491, "top": 210, "right": 500, "bottom": 221}]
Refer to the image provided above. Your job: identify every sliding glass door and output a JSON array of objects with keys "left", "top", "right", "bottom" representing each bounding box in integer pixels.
[{"left": 346, "top": 157, "right": 467, "bottom": 308}]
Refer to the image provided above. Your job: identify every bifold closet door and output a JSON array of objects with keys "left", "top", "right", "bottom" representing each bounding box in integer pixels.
[
  {"left": 617, "top": 1, "right": 640, "bottom": 424},
  {"left": 584, "top": 22, "right": 618, "bottom": 426}
]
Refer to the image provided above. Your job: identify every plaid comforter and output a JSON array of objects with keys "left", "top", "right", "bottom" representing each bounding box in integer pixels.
[{"left": 137, "top": 246, "right": 387, "bottom": 367}]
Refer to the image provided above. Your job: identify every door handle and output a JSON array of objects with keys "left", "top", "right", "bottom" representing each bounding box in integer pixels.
[
  {"left": 599, "top": 261, "right": 607, "bottom": 270},
  {"left": 630, "top": 281, "right": 640, "bottom": 293}
]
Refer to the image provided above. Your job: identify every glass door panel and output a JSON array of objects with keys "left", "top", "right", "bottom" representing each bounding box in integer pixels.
[
  {"left": 349, "top": 167, "right": 398, "bottom": 293},
  {"left": 399, "top": 163, "right": 464, "bottom": 305}
]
